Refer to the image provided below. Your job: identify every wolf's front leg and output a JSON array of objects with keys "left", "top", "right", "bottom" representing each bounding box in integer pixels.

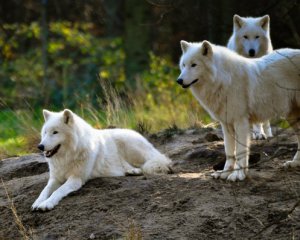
[
  {"left": 32, "top": 178, "right": 61, "bottom": 211},
  {"left": 227, "top": 119, "right": 250, "bottom": 181},
  {"left": 36, "top": 176, "right": 83, "bottom": 211},
  {"left": 212, "top": 123, "right": 236, "bottom": 179}
]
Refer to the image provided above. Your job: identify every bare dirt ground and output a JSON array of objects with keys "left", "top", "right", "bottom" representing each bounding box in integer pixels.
[{"left": 0, "top": 127, "right": 299, "bottom": 240}]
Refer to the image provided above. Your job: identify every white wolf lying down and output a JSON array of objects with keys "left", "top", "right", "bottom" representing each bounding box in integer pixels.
[
  {"left": 32, "top": 109, "right": 172, "bottom": 211},
  {"left": 177, "top": 40, "right": 300, "bottom": 181},
  {"left": 227, "top": 14, "right": 273, "bottom": 140}
]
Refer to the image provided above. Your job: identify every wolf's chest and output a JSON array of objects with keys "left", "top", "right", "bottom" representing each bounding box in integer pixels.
[{"left": 49, "top": 160, "right": 78, "bottom": 182}]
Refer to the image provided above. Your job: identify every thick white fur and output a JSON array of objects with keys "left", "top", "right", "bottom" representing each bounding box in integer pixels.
[
  {"left": 227, "top": 14, "right": 273, "bottom": 139},
  {"left": 32, "top": 109, "right": 172, "bottom": 211},
  {"left": 178, "top": 40, "right": 300, "bottom": 181}
]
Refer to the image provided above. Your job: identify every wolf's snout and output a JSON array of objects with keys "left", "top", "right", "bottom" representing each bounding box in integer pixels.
[
  {"left": 177, "top": 78, "right": 183, "bottom": 85},
  {"left": 38, "top": 144, "right": 45, "bottom": 151},
  {"left": 249, "top": 49, "right": 255, "bottom": 57}
]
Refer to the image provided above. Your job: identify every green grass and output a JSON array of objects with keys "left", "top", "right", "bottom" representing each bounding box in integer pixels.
[
  {"left": 0, "top": 109, "right": 42, "bottom": 159},
  {"left": 0, "top": 137, "right": 27, "bottom": 157}
]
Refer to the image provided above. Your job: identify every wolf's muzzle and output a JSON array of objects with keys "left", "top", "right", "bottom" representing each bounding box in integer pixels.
[
  {"left": 177, "top": 79, "right": 199, "bottom": 88},
  {"left": 38, "top": 144, "right": 45, "bottom": 151},
  {"left": 177, "top": 78, "right": 183, "bottom": 85}
]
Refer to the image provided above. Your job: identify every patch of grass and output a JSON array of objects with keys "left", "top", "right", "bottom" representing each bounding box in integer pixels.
[
  {"left": 124, "top": 220, "right": 142, "bottom": 240},
  {"left": 75, "top": 82, "right": 138, "bottom": 131},
  {"left": 0, "top": 137, "right": 26, "bottom": 158},
  {"left": 0, "top": 108, "right": 42, "bottom": 159}
]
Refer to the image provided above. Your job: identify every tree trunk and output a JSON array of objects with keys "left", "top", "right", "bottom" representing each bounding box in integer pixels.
[{"left": 124, "top": 0, "right": 151, "bottom": 90}]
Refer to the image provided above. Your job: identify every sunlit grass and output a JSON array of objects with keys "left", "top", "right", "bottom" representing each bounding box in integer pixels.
[
  {"left": 0, "top": 109, "right": 42, "bottom": 159},
  {"left": 0, "top": 137, "right": 26, "bottom": 158}
]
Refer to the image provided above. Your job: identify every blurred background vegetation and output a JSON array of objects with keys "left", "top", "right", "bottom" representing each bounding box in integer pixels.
[{"left": 0, "top": 0, "right": 299, "bottom": 158}]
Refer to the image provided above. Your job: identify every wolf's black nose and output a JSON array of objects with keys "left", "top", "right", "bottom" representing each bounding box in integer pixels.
[
  {"left": 177, "top": 79, "right": 183, "bottom": 85},
  {"left": 37, "top": 144, "right": 44, "bottom": 151},
  {"left": 249, "top": 49, "right": 255, "bottom": 57}
]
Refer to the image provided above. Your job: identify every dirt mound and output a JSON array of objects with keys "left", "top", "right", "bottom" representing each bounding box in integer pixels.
[{"left": 0, "top": 127, "right": 299, "bottom": 239}]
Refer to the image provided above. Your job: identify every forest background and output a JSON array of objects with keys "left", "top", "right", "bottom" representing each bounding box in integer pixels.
[{"left": 0, "top": 0, "right": 299, "bottom": 157}]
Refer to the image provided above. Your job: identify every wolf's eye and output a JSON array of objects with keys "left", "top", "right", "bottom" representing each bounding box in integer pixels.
[
  {"left": 53, "top": 131, "right": 58, "bottom": 135},
  {"left": 191, "top": 63, "right": 197, "bottom": 67},
  {"left": 243, "top": 35, "right": 248, "bottom": 39},
  {"left": 255, "top": 36, "right": 260, "bottom": 39}
]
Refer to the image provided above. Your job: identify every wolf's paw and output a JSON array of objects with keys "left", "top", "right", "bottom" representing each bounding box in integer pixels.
[
  {"left": 227, "top": 169, "right": 246, "bottom": 181},
  {"left": 284, "top": 160, "right": 300, "bottom": 168},
  {"left": 31, "top": 198, "right": 46, "bottom": 211},
  {"left": 125, "top": 168, "right": 143, "bottom": 176},
  {"left": 35, "top": 199, "right": 56, "bottom": 211},
  {"left": 252, "top": 132, "right": 266, "bottom": 140},
  {"left": 211, "top": 170, "right": 232, "bottom": 180},
  {"left": 265, "top": 131, "right": 273, "bottom": 138}
]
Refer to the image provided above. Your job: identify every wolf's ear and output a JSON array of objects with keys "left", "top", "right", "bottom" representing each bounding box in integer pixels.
[
  {"left": 233, "top": 14, "right": 244, "bottom": 29},
  {"left": 43, "top": 109, "right": 52, "bottom": 121},
  {"left": 63, "top": 109, "right": 74, "bottom": 125},
  {"left": 259, "top": 15, "right": 270, "bottom": 31},
  {"left": 180, "top": 40, "right": 190, "bottom": 53},
  {"left": 201, "top": 41, "right": 213, "bottom": 57}
]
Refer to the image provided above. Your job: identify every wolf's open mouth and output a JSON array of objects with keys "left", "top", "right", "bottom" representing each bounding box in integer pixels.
[
  {"left": 45, "top": 144, "right": 61, "bottom": 158},
  {"left": 182, "top": 79, "right": 199, "bottom": 88}
]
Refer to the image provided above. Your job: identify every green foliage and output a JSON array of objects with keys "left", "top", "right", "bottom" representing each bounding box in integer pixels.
[
  {"left": 133, "top": 52, "right": 210, "bottom": 131},
  {"left": 0, "top": 21, "right": 212, "bottom": 158},
  {"left": 0, "top": 22, "right": 124, "bottom": 108}
]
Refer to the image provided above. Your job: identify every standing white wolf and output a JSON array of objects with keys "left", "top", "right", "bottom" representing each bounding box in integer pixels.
[
  {"left": 227, "top": 14, "right": 273, "bottom": 139},
  {"left": 32, "top": 109, "right": 172, "bottom": 211},
  {"left": 177, "top": 40, "right": 300, "bottom": 181}
]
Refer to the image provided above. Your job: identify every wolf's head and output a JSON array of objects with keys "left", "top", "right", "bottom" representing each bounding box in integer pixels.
[
  {"left": 38, "top": 109, "right": 75, "bottom": 158},
  {"left": 177, "top": 40, "right": 216, "bottom": 89},
  {"left": 232, "top": 15, "right": 271, "bottom": 58}
]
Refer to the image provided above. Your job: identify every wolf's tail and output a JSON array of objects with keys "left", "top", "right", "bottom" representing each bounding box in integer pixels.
[{"left": 142, "top": 150, "right": 173, "bottom": 175}]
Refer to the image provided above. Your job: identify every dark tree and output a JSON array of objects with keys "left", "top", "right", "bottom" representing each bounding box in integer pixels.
[{"left": 124, "top": 0, "right": 152, "bottom": 89}]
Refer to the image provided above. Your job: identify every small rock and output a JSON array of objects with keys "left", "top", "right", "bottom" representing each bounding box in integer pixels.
[{"left": 89, "top": 233, "right": 95, "bottom": 239}]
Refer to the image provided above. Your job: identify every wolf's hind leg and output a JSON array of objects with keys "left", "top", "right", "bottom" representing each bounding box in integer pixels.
[
  {"left": 284, "top": 117, "right": 300, "bottom": 168},
  {"left": 252, "top": 123, "right": 266, "bottom": 140},
  {"left": 122, "top": 160, "right": 143, "bottom": 176},
  {"left": 125, "top": 168, "right": 143, "bottom": 176},
  {"left": 263, "top": 121, "right": 273, "bottom": 138}
]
